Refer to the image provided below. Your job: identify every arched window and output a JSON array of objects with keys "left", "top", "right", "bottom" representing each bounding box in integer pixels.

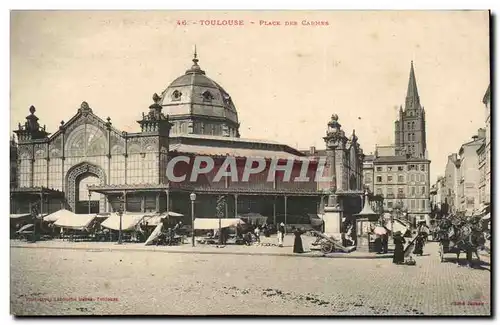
[
  {"left": 411, "top": 121, "right": 415, "bottom": 130},
  {"left": 202, "top": 90, "right": 214, "bottom": 102},
  {"left": 171, "top": 90, "right": 182, "bottom": 101},
  {"left": 65, "top": 124, "right": 107, "bottom": 157}
]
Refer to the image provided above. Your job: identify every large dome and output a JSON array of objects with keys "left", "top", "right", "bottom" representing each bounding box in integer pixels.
[{"left": 159, "top": 52, "right": 240, "bottom": 138}]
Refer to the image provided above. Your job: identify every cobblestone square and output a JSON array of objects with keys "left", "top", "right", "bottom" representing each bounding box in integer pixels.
[{"left": 10, "top": 241, "right": 491, "bottom": 316}]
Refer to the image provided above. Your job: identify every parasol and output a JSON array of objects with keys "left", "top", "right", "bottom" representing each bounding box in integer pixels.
[{"left": 373, "top": 226, "right": 387, "bottom": 236}]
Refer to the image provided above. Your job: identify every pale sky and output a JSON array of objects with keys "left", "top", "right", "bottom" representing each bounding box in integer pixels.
[{"left": 10, "top": 10, "right": 490, "bottom": 183}]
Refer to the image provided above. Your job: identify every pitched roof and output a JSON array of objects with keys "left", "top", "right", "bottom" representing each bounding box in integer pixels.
[{"left": 169, "top": 143, "right": 307, "bottom": 160}]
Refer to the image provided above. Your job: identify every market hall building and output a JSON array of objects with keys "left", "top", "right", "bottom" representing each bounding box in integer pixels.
[{"left": 10, "top": 53, "right": 365, "bottom": 226}]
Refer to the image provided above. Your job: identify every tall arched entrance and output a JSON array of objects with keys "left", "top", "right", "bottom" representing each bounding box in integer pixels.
[{"left": 66, "top": 162, "right": 106, "bottom": 213}]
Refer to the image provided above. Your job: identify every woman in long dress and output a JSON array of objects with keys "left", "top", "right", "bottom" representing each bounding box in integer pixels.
[
  {"left": 413, "top": 233, "right": 425, "bottom": 256},
  {"left": 293, "top": 228, "right": 305, "bottom": 253},
  {"left": 392, "top": 231, "right": 406, "bottom": 264}
]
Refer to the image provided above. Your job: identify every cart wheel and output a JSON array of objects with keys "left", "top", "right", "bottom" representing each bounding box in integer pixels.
[{"left": 321, "top": 242, "right": 334, "bottom": 254}]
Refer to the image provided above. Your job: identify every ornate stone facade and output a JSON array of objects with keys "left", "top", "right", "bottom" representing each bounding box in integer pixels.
[
  {"left": 301, "top": 114, "right": 365, "bottom": 219},
  {"left": 10, "top": 52, "right": 326, "bottom": 225}
]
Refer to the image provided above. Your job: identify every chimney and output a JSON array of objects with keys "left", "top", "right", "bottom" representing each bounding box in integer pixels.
[
  {"left": 309, "top": 146, "right": 316, "bottom": 155},
  {"left": 472, "top": 135, "right": 479, "bottom": 141},
  {"left": 477, "top": 128, "right": 486, "bottom": 139}
]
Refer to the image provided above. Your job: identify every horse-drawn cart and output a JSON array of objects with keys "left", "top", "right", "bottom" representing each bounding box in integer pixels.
[{"left": 438, "top": 239, "right": 461, "bottom": 262}]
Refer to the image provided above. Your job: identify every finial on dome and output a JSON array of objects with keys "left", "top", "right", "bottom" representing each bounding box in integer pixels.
[
  {"left": 192, "top": 45, "right": 199, "bottom": 66},
  {"left": 185, "top": 46, "right": 206, "bottom": 75},
  {"left": 331, "top": 114, "right": 338, "bottom": 121},
  {"left": 29, "top": 105, "right": 36, "bottom": 115}
]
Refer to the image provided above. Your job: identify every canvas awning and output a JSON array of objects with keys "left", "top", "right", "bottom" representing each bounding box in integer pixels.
[
  {"left": 167, "top": 211, "right": 184, "bottom": 217},
  {"left": 142, "top": 211, "right": 184, "bottom": 226},
  {"left": 194, "top": 218, "right": 245, "bottom": 230},
  {"left": 16, "top": 224, "right": 34, "bottom": 233},
  {"left": 101, "top": 214, "right": 145, "bottom": 231},
  {"left": 482, "top": 213, "right": 490, "bottom": 220},
  {"left": 144, "top": 224, "right": 163, "bottom": 246},
  {"left": 54, "top": 214, "right": 96, "bottom": 230},
  {"left": 44, "top": 209, "right": 75, "bottom": 222},
  {"left": 238, "top": 213, "right": 268, "bottom": 225},
  {"left": 10, "top": 214, "right": 31, "bottom": 219}
]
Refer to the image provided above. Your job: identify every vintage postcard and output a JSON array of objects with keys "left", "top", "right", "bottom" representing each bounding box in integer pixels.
[{"left": 9, "top": 10, "right": 491, "bottom": 316}]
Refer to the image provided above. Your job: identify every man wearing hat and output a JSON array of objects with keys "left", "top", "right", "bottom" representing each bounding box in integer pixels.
[{"left": 277, "top": 222, "right": 285, "bottom": 247}]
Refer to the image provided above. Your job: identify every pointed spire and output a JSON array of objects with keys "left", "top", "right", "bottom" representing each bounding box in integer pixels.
[{"left": 405, "top": 61, "right": 420, "bottom": 110}]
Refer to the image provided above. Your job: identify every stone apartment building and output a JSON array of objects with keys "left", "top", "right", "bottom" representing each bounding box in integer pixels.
[
  {"left": 362, "top": 154, "right": 375, "bottom": 193},
  {"left": 430, "top": 176, "right": 448, "bottom": 217},
  {"left": 443, "top": 153, "right": 460, "bottom": 214},
  {"left": 371, "top": 147, "right": 431, "bottom": 224},
  {"left": 477, "top": 85, "right": 491, "bottom": 211},
  {"left": 456, "top": 130, "right": 485, "bottom": 216}
]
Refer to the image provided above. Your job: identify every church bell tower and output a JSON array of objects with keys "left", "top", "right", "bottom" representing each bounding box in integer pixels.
[{"left": 394, "top": 61, "right": 427, "bottom": 158}]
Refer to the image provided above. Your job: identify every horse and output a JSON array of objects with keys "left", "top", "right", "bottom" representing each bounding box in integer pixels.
[{"left": 436, "top": 217, "right": 485, "bottom": 267}]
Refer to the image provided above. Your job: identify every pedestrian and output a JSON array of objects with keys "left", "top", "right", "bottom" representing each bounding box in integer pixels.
[
  {"left": 277, "top": 222, "right": 285, "bottom": 247},
  {"left": 293, "top": 227, "right": 305, "bottom": 253},
  {"left": 413, "top": 233, "right": 425, "bottom": 256},
  {"left": 244, "top": 231, "right": 253, "bottom": 246},
  {"left": 392, "top": 231, "right": 406, "bottom": 264},
  {"left": 166, "top": 228, "right": 173, "bottom": 245},
  {"left": 254, "top": 226, "right": 261, "bottom": 243},
  {"left": 374, "top": 234, "right": 383, "bottom": 254},
  {"left": 382, "top": 233, "right": 389, "bottom": 254}
]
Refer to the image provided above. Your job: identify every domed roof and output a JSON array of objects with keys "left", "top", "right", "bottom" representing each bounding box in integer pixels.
[{"left": 158, "top": 50, "right": 239, "bottom": 127}]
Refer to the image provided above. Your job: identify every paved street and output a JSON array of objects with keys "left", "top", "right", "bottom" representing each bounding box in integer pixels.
[{"left": 10, "top": 241, "right": 490, "bottom": 316}]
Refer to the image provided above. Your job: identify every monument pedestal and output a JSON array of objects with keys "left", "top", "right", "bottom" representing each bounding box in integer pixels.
[{"left": 323, "top": 205, "right": 343, "bottom": 241}]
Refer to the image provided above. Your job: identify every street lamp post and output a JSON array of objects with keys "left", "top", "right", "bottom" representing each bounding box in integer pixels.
[
  {"left": 117, "top": 194, "right": 124, "bottom": 245},
  {"left": 388, "top": 207, "right": 394, "bottom": 238},
  {"left": 31, "top": 204, "right": 39, "bottom": 243},
  {"left": 190, "top": 192, "right": 196, "bottom": 247},
  {"left": 87, "top": 186, "right": 92, "bottom": 215}
]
